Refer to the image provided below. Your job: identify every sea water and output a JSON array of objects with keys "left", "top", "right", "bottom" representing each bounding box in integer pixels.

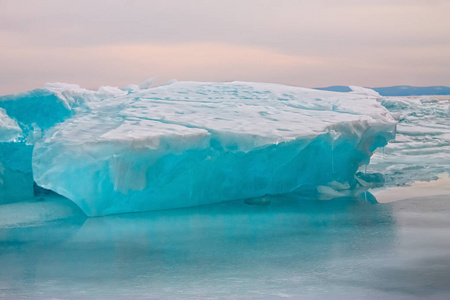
[{"left": 1, "top": 193, "right": 449, "bottom": 299}]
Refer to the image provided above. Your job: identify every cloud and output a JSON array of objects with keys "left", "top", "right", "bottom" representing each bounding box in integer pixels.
[
  {"left": 1, "top": 0, "right": 449, "bottom": 93},
  {"left": 0, "top": 43, "right": 327, "bottom": 94}
]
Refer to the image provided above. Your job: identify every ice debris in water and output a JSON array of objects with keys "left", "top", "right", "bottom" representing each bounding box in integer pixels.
[{"left": 1, "top": 80, "right": 396, "bottom": 216}]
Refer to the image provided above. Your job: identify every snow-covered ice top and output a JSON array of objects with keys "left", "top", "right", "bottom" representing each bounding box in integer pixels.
[{"left": 38, "top": 81, "right": 394, "bottom": 150}]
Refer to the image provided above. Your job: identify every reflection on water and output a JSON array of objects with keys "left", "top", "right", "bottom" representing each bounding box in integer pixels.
[{"left": 0, "top": 193, "right": 449, "bottom": 299}]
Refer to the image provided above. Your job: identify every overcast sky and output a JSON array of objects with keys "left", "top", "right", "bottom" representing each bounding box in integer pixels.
[{"left": 1, "top": 0, "right": 449, "bottom": 94}]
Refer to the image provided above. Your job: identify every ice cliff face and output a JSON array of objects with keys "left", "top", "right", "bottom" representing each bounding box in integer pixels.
[{"left": 1, "top": 81, "right": 396, "bottom": 216}]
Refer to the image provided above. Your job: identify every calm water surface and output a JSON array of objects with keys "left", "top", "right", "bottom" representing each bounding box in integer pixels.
[{"left": 1, "top": 193, "right": 449, "bottom": 299}]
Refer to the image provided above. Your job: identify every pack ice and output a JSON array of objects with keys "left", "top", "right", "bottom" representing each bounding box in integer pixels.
[{"left": 1, "top": 81, "right": 396, "bottom": 216}]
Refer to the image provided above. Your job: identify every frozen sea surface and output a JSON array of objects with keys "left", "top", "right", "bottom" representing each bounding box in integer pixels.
[{"left": 1, "top": 193, "right": 450, "bottom": 299}]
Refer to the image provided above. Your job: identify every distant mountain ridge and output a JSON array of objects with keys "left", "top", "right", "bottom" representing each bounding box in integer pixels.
[{"left": 315, "top": 85, "right": 450, "bottom": 96}]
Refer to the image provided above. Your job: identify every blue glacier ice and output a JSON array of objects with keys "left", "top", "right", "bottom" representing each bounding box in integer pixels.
[
  {"left": 0, "top": 84, "right": 127, "bottom": 203},
  {"left": 0, "top": 87, "right": 74, "bottom": 202},
  {"left": 1, "top": 81, "right": 397, "bottom": 216}
]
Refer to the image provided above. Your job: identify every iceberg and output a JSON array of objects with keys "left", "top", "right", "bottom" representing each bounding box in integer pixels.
[{"left": 1, "top": 81, "right": 396, "bottom": 216}]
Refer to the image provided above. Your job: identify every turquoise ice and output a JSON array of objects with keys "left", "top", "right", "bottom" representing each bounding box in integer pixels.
[{"left": 1, "top": 81, "right": 396, "bottom": 215}]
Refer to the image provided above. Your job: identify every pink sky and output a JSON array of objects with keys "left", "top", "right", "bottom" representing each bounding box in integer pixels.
[{"left": 1, "top": 0, "right": 449, "bottom": 94}]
